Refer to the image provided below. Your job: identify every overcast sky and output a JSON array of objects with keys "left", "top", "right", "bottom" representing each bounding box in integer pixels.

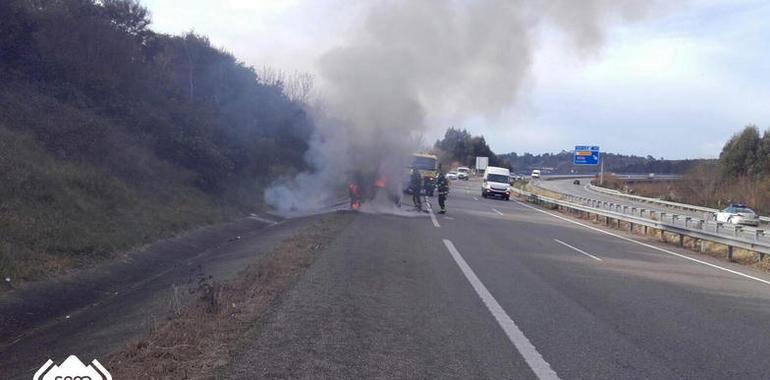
[{"left": 142, "top": 0, "right": 770, "bottom": 159}]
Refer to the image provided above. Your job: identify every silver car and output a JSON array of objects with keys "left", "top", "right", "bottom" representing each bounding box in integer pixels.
[{"left": 716, "top": 204, "right": 760, "bottom": 226}]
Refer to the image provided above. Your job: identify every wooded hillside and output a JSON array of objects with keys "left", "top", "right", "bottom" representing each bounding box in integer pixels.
[{"left": 0, "top": 0, "right": 313, "bottom": 280}]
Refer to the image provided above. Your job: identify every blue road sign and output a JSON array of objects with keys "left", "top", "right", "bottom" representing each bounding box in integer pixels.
[{"left": 574, "top": 146, "right": 600, "bottom": 165}]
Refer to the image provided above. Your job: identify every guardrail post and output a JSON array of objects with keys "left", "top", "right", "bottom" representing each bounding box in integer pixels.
[
  {"left": 640, "top": 208, "right": 646, "bottom": 217},
  {"left": 672, "top": 215, "right": 679, "bottom": 225},
  {"left": 659, "top": 212, "right": 666, "bottom": 222},
  {"left": 727, "top": 245, "right": 733, "bottom": 261},
  {"left": 716, "top": 222, "right": 722, "bottom": 233},
  {"left": 734, "top": 226, "right": 742, "bottom": 237},
  {"left": 700, "top": 239, "right": 707, "bottom": 253},
  {"left": 756, "top": 230, "right": 764, "bottom": 240},
  {"left": 644, "top": 225, "right": 648, "bottom": 235},
  {"left": 684, "top": 217, "right": 691, "bottom": 228},
  {"left": 678, "top": 234, "right": 684, "bottom": 247}
]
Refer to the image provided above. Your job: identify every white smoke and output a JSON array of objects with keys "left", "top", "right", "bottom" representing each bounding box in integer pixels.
[{"left": 265, "top": 0, "right": 662, "bottom": 214}]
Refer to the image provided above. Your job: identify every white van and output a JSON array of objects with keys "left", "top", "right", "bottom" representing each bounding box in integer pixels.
[
  {"left": 482, "top": 166, "right": 512, "bottom": 200},
  {"left": 457, "top": 166, "right": 470, "bottom": 180},
  {"left": 531, "top": 169, "right": 541, "bottom": 179}
]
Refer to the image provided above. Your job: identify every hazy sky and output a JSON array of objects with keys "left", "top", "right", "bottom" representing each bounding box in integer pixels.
[{"left": 142, "top": 0, "right": 770, "bottom": 159}]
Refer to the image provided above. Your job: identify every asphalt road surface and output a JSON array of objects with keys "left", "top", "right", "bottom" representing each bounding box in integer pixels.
[
  {"left": 5, "top": 178, "right": 770, "bottom": 379},
  {"left": 222, "top": 178, "right": 770, "bottom": 379}
]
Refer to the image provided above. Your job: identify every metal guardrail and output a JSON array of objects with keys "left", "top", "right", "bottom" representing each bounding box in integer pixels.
[
  {"left": 586, "top": 183, "right": 770, "bottom": 224},
  {"left": 511, "top": 187, "right": 770, "bottom": 260}
]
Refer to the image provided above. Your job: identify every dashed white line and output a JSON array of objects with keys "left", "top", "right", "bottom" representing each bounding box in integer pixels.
[
  {"left": 514, "top": 200, "right": 770, "bottom": 286},
  {"left": 491, "top": 208, "right": 504, "bottom": 216},
  {"left": 553, "top": 239, "right": 603, "bottom": 262},
  {"left": 473, "top": 197, "right": 479, "bottom": 201},
  {"left": 442, "top": 239, "right": 560, "bottom": 380}
]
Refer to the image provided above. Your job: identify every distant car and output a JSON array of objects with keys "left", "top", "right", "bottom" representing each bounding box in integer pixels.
[
  {"left": 573, "top": 179, "right": 581, "bottom": 185},
  {"left": 446, "top": 171, "right": 459, "bottom": 180},
  {"left": 531, "top": 169, "right": 541, "bottom": 179},
  {"left": 457, "top": 167, "right": 470, "bottom": 180},
  {"left": 716, "top": 204, "right": 760, "bottom": 226}
]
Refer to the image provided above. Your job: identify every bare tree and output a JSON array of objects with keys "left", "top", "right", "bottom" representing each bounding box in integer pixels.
[{"left": 257, "top": 66, "right": 314, "bottom": 103}]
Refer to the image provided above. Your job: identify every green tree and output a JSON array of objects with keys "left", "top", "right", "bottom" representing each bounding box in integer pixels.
[{"left": 719, "top": 125, "right": 762, "bottom": 178}]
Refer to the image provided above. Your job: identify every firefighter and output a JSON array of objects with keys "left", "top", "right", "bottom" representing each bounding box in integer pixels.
[
  {"left": 436, "top": 168, "right": 449, "bottom": 214},
  {"left": 348, "top": 182, "right": 361, "bottom": 210},
  {"left": 348, "top": 181, "right": 361, "bottom": 210},
  {"left": 409, "top": 168, "right": 423, "bottom": 211}
]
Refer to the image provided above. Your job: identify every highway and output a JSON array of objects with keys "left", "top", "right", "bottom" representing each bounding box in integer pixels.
[
  {"left": 222, "top": 178, "right": 770, "bottom": 379},
  {"left": 4, "top": 177, "right": 770, "bottom": 379}
]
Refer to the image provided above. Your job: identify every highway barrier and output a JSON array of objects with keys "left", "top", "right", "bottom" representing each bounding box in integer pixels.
[
  {"left": 586, "top": 183, "right": 770, "bottom": 224},
  {"left": 511, "top": 187, "right": 770, "bottom": 263}
]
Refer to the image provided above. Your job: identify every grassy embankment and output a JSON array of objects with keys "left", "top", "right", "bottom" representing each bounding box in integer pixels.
[
  {"left": 0, "top": 0, "right": 313, "bottom": 284},
  {"left": 0, "top": 102, "right": 230, "bottom": 282}
]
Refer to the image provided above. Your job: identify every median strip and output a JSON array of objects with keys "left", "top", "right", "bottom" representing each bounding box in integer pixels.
[{"left": 442, "top": 239, "right": 560, "bottom": 380}]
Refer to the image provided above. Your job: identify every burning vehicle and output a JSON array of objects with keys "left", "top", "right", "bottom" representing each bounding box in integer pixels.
[{"left": 404, "top": 153, "right": 438, "bottom": 196}]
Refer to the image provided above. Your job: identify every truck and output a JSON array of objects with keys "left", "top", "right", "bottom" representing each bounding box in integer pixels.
[{"left": 406, "top": 153, "right": 438, "bottom": 196}]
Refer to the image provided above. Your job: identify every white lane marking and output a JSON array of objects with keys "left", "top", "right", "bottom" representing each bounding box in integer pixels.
[
  {"left": 248, "top": 215, "right": 279, "bottom": 225},
  {"left": 492, "top": 208, "right": 504, "bottom": 216},
  {"left": 515, "top": 200, "right": 770, "bottom": 286},
  {"left": 473, "top": 197, "right": 479, "bottom": 201},
  {"left": 428, "top": 205, "right": 440, "bottom": 228},
  {"left": 442, "top": 240, "right": 560, "bottom": 380},
  {"left": 553, "top": 239, "right": 603, "bottom": 262}
]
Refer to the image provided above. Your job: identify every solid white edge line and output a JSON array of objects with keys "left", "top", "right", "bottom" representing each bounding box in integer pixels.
[
  {"left": 428, "top": 204, "right": 440, "bottom": 228},
  {"left": 442, "top": 239, "right": 560, "bottom": 380},
  {"left": 492, "top": 208, "right": 504, "bottom": 216},
  {"left": 515, "top": 200, "right": 770, "bottom": 286},
  {"left": 554, "top": 239, "right": 603, "bottom": 262}
]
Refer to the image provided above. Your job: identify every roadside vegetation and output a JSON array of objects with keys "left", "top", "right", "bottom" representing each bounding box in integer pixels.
[
  {"left": 433, "top": 127, "right": 508, "bottom": 169},
  {"left": 106, "top": 216, "right": 347, "bottom": 379},
  {"left": 0, "top": 0, "right": 313, "bottom": 282},
  {"left": 600, "top": 126, "right": 770, "bottom": 215}
]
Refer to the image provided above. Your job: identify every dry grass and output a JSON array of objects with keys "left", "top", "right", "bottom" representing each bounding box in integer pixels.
[
  {"left": 525, "top": 183, "right": 564, "bottom": 200},
  {"left": 106, "top": 217, "right": 346, "bottom": 379}
]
